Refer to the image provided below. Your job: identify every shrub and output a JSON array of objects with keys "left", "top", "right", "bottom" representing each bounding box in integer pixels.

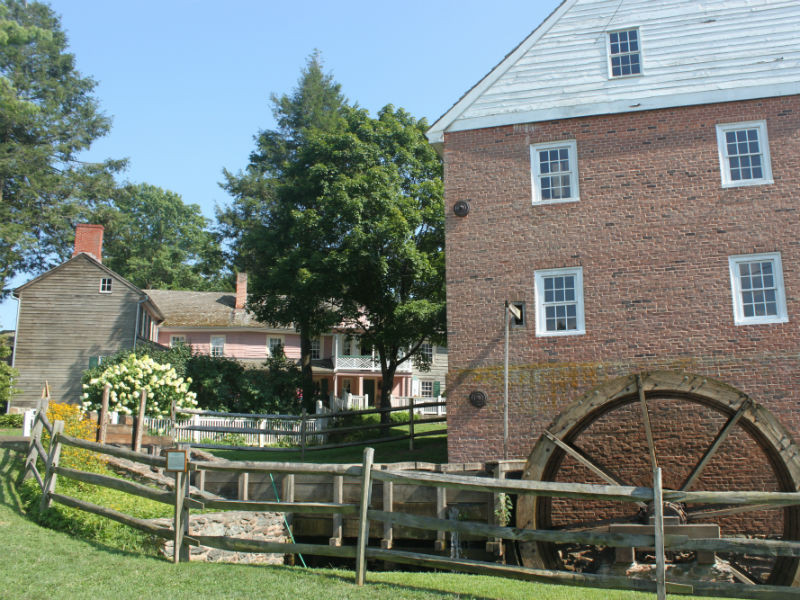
[
  {"left": 81, "top": 353, "right": 197, "bottom": 417},
  {"left": 0, "top": 334, "right": 18, "bottom": 409},
  {"left": 327, "top": 411, "right": 409, "bottom": 444},
  {"left": 0, "top": 413, "right": 23, "bottom": 428}
]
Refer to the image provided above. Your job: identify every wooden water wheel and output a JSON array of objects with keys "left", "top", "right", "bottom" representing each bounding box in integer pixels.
[{"left": 516, "top": 371, "right": 800, "bottom": 587}]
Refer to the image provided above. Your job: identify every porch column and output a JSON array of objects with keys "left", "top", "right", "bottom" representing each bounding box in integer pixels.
[
  {"left": 358, "top": 376, "right": 364, "bottom": 396},
  {"left": 333, "top": 374, "right": 338, "bottom": 397}
]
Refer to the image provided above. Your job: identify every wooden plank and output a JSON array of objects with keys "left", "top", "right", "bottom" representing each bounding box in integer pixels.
[
  {"left": 97, "top": 383, "right": 110, "bottom": 444},
  {"left": 367, "top": 509, "right": 679, "bottom": 548},
  {"left": 50, "top": 492, "right": 176, "bottom": 541},
  {"left": 330, "top": 475, "right": 344, "bottom": 546},
  {"left": 373, "top": 469, "right": 655, "bottom": 503},
  {"left": 54, "top": 466, "right": 174, "bottom": 505},
  {"left": 20, "top": 398, "right": 46, "bottom": 484},
  {"left": 409, "top": 398, "right": 415, "bottom": 452},
  {"left": 381, "top": 479, "right": 393, "bottom": 549},
  {"left": 688, "top": 503, "right": 783, "bottom": 520},
  {"left": 201, "top": 499, "right": 358, "bottom": 515},
  {"left": 675, "top": 537, "right": 800, "bottom": 558},
  {"left": 192, "top": 535, "right": 356, "bottom": 559},
  {"left": 435, "top": 479, "right": 447, "bottom": 552},
  {"left": 40, "top": 420, "right": 64, "bottom": 512},
  {"left": 355, "top": 447, "right": 375, "bottom": 586},
  {"left": 654, "top": 468, "right": 666, "bottom": 600},
  {"left": 173, "top": 470, "right": 184, "bottom": 563},
  {"left": 29, "top": 463, "right": 45, "bottom": 491},
  {"left": 192, "top": 459, "right": 360, "bottom": 477},
  {"left": 238, "top": 472, "right": 249, "bottom": 501},
  {"left": 680, "top": 398, "right": 750, "bottom": 492},
  {"left": 33, "top": 437, "right": 48, "bottom": 463},
  {"left": 133, "top": 389, "right": 147, "bottom": 452},
  {"left": 637, "top": 374, "right": 658, "bottom": 474},
  {"left": 59, "top": 434, "right": 166, "bottom": 468},
  {"left": 373, "top": 469, "right": 800, "bottom": 507}
]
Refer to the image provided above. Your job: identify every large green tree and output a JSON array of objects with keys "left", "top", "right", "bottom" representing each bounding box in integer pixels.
[
  {"left": 97, "top": 183, "right": 227, "bottom": 290},
  {"left": 286, "top": 105, "right": 445, "bottom": 421},
  {"left": 220, "top": 52, "right": 348, "bottom": 409},
  {"left": 0, "top": 0, "right": 123, "bottom": 292}
]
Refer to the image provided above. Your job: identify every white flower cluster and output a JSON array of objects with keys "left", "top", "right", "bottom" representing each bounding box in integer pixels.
[{"left": 81, "top": 354, "right": 197, "bottom": 417}]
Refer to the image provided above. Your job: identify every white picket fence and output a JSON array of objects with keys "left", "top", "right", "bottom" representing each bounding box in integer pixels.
[
  {"left": 390, "top": 395, "right": 447, "bottom": 416},
  {"left": 144, "top": 414, "right": 330, "bottom": 447}
]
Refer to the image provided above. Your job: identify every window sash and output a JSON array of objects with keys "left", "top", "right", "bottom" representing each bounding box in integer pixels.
[
  {"left": 210, "top": 336, "right": 225, "bottom": 357},
  {"left": 716, "top": 121, "right": 772, "bottom": 187},
  {"left": 311, "top": 338, "right": 321, "bottom": 360},
  {"left": 535, "top": 268, "right": 585, "bottom": 336},
  {"left": 608, "top": 29, "right": 642, "bottom": 77},
  {"left": 729, "top": 253, "right": 787, "bottom": 325},
  {"left": 100, "top": 278, "right": 113, "bottom": 293},
  {"left": 531, "top": 140, "right": 579, "bottom": 204}
]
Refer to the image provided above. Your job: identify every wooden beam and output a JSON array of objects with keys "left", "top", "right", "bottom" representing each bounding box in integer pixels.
[
  {"left": 543, "top": 430, "right": 630, "bottom": 488},
  {"left": 201, "top": 499, "right": 358, "bottom": 515},
  {"left": 330, "top": 475, "right": 344, "bottom": 546},
  {"left": 40, "top": 420, "right": 64, "bottom": 512},
  {"left": 191, "top": 460, "right": 361, "bottom": 477},
  {"left": 680, "top": 397, "right": 750, "bottom": 492},
  {"left": 687, "top": 503, "right": 783, "bottom": 520},
  {"left": 653, "top": 468, "right": 666, "bottom": 600},
  {"left": 192, "top": 535, "right": 356, "bottom": 559},
  {"left": 355, "top": 447, "right": 375, "bottom": 586},
  {"left": 54, "top": 466, "right": 174, "bottom": 505},
  {"left": 637, "top": 374, "right": 658, "bottom": 474},
  {"left": 59, "top": 434, "right": 166, "bottom": 468}
]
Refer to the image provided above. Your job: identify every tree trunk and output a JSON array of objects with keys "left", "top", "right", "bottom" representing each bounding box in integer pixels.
[
  {"left": 380, "top": 360, "right": 397, "bottom": 427},
  {"left": 299, "top": 326, "right": 315, "bottom": 413}
]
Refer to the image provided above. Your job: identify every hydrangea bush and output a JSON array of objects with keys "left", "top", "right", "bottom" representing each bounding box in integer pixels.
[{"left": 81, "top": 353, "right": 197, "bottom": 417}]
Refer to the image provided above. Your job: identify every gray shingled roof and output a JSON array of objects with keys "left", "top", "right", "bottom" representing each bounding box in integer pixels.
[{"left": 144, "top": 289, "right": 279, "bottom": 329}]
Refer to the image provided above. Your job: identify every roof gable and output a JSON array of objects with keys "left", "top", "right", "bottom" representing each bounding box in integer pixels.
[{"left": 428, "top": 0, "right": 800, "bottom": 144}]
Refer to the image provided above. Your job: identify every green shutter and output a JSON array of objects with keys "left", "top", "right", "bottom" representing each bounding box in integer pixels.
[
  {"left": 433, "top": 381, "right": 441, "bottom": 396},
  {"left": 88, "top": 356, "right": 99, "bottom": 369}
]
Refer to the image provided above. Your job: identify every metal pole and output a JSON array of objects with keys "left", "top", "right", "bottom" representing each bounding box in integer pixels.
[{"left": 503, "top": 301, "right": 510, "bottom": 460}]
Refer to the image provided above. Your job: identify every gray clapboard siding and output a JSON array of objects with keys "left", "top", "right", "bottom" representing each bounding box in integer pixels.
[
  {"left": 430, "top": 0, "right": 800, "bottom": 139},
  {"left": 12, "top": 255, "right": 152, "bottom": 409}
]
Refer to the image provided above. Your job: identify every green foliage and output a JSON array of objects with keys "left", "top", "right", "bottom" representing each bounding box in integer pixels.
[
  {"left": 0, "top": 412, "right": 22, "bottom": 427},
  {"left": 0, "top": 333, "right": 18, "bottom": 407},
  {"left": 81, "top": 353, "right": 197, "bottom": 417},
  {"left": 494, "top": 493, "right": 514, "bottom": 527},
  {"left": 0, "top": 0, "right": 124, "bottom": 291},
  {"left": 220, "top": 51, "right": 348, "bottom": 409},
  {"left": 95, "top": 183, "right": 229, "bottom": 291},
  {"left": 186, "top": 348, "right": 302, "bottom": 415},
  {"left": 279, "top": 104, "right": 446, "bottom": 418},
  {"left": 327, "top": 411, "right": 409, "bottom": 444}
]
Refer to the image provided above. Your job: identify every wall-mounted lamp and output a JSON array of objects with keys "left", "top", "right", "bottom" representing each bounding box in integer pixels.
[{"left": 453, "top": 200, "right": 470, "bottom": 217}]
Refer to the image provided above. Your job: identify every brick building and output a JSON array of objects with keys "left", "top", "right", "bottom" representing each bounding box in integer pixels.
[{"left": 427, "top": 0, "right": 800, "bottom": 469}]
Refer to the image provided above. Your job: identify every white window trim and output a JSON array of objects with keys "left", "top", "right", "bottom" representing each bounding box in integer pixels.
[
  {"left": 534, "top": 267, "right": 586, "bottom": 337},
  {"left": 267, "top": 335, "right": 285, "bottom": 356},
  {"left": 170, "top": 335, "right": 186, "bottom": 347},
  {"left": 728, "top": 253, "right": 787, "bottom": 326},
  {"left": 99, "top": 278, "right": 113, "bottom": 293},
  {"left": 310, "top": 337, "right": 322, "bottom": 360},
  {"left": 606, "top": 27, "right": 644, "bottom": 79},
  {"left": 210, "top": 335, "right": 226, "bottom": 357},
  {"left": 716, "top": 120, "right": 773, "bottom": 188},
  {"left": 530, "top": 140, "right": 580, "bottom": 205}
]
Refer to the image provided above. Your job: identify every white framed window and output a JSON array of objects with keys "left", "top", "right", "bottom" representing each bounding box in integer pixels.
[
  {"left": 716, "top": 121, "right": 773, "bottom": 187},
  {"left": 311, "top": 337, "right": 321, "bottom": 360},
  {"left": 210, "top": 335, "right": 225, "bottom": 357},
  {"left": 421, "top": 381, "right": 434, "bottom": 397},
  {"left": 728, "top": 253, "right": 787, "bottom": 326},
  {"left": 420, "top": 342, "right": 433, "bottom": 364},
  {"left": 170, "top": 335, "right": 186, "bottom": 347},
  {"left": 608, "top": 28, "right": 642, "bottom": 78},
  {"left": 531, "top": 140, "right": 579, "bottom": 204},
  {"left": 267, "top": 336, "right": 284, "bottom": 356},
  {"left": 100, "top": 278, "right": 113, "bottom": 293},
  {"left": 534, "top": 267, "right": 585, "bottom": 336}
]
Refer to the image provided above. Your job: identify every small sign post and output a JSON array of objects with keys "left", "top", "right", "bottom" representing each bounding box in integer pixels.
[{"left": 165, "top": 449, "right": 188, "bottom": 563}]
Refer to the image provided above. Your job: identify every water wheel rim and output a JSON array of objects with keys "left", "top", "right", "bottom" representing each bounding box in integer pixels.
[{"left": 516, "top": 370, "right": 800, "bottom": 588}]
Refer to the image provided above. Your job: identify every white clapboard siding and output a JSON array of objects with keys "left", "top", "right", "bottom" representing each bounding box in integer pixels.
[{"left": 429, "top": 0, "right": 800, "bottom": 141}]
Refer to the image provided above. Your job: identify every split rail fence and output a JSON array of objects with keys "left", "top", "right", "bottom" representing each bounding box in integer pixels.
[{"left": 10, "top": 399, "right": 800, "bottom": 600}]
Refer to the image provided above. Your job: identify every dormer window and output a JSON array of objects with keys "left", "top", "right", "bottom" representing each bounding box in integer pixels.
[
  {"left": 100, "top": 278, "right": 112, "bottom": 293},
  {"left": 608, "top": 28, "right": 641, "bottom": 78}
]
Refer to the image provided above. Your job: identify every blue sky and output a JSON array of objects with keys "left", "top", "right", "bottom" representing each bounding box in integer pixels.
[{"left": 1, "top": 0, "right": 562, "bottom": 330}]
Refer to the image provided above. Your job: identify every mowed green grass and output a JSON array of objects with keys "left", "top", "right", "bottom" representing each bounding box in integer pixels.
[
  {"left": 209, "top": 422, "right": 448, "bottom": 464},
  {"left": 0, "top": 447, "right": 724, "bottom": 600}
]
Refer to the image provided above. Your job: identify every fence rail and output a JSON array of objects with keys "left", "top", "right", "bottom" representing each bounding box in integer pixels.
[{"left": 11, "top": 402, "right": 800, "bottom": 600}]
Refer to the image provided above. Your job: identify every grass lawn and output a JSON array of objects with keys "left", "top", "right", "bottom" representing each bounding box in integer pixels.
[
  {"left": 0, "top": 426, "right": 22, "bottom": 436},
  {"left": 209, "top": 423, "right": 447, "bottom": 464},
  {"left": 0, "top": 447, "right": 721, "bottom": 600}
]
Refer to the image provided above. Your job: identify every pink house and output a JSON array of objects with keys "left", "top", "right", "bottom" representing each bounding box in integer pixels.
[{"left": 146, "top": 274, "right": 444, "bottom": 405}]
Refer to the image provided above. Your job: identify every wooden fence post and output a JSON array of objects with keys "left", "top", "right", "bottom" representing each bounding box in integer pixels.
[
  {"left": 133, "top": 388, "right": 147, "bottom": 452},
  {"left": 300, "top": 409, "right": 307, "bottom": 461},
  {"left": 408, "top": 398, "right": 415, "bottom": 451},
  {"left": 355, "top": 447, "right": 375, "bottom": 586},
  {"left": 381, "top": 474, "right": 394, "bottom": 549},
  {"left": 329, "top": 474, "right": 344, "bottom": 547},
  {"left": 238, "top": 472, "right": 249, "bottom": 501},
  {"left": 97, "top": 383, "right": 111, "bottom": 444},
  {"left": 654, "top": 467, "right": 666, "bottom": 600},
  {"left": 39, "top": 420, "right": 64, "bottom": 512},
  {"left": 20, "top": 397, "right": 46, "bottom": 484},
  {"left": 173, "top": 468, "right": 185, "bottom": 564}
]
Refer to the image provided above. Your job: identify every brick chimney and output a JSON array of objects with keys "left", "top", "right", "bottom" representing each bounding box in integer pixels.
[
  {"left": 235, "top": 272, "right": 248, "bottom": 309},
  {"left": 72, "top": 224, "right": 104, "bottom": 263}
]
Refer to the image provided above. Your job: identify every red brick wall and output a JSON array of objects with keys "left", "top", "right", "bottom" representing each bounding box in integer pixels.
[
  {"left": 443, "top": 95, "right": 800, "bottom": 467},
  {"left": 72, "top": 224, "right": 104, "bottom": 263}
]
